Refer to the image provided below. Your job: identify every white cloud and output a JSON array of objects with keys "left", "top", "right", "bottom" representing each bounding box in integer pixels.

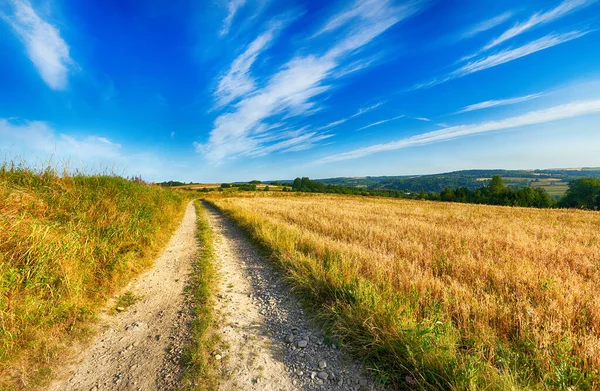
[
  {"left": 200, "top": 0, "right": 425, "bottom": 163},
  {"left": 220, "top": 0, "right": 246, "bottom": 36},
  {"left": 318, "top": 101, "right": 385, "bottom": 130},
  {"left": 484, "top": 0, "right": 595, "bottom": 50},
  {"left": 0, "top": 118, "right": 122, "bottom": 166},
  {"left": 357, "top": 115, "right": 404, "bottom": 131},
  {"left": 1, "top": 0, "right": 74, "bottom": 90},
  {"left": 454, "top": 93, "right": 544, "bottom": 114},
  {"left": 215, "top": 29, "right": 275, "bottom": 107},
  {"left": 462, "top": 12, "right": 513, "bottom": 39},
  {"left": 454, "top": 30, "right": 588, "bottom": 77},
  {"left": 317, "top": 99, "right": 600, "bottom": 163}
]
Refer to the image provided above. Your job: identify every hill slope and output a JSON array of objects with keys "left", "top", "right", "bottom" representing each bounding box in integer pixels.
[{"left": 0, "top": 166, "right": 187, "bottom": 389}]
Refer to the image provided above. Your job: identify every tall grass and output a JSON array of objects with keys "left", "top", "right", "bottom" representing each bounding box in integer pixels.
[
  {"left": 180, "top": 201, "right": 219, "bottom": 390},
  {"left": 0, "top": 164, "right": 187, "bottom": 389},
  {"left": 208, "top": 193, "right": 600, "bottom": 390}
]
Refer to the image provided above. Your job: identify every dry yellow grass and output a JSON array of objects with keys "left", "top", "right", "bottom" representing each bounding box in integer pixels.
[
  {"left": 208, "top": 193, "right": 600, "bottom": 390},
  {"left": 0, "top": 166, "right": 188, "bottom": 390}
]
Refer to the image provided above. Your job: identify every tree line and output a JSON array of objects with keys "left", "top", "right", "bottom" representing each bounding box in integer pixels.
[{"left": 286, "top": 176, "right": 600, "bottom": 210}]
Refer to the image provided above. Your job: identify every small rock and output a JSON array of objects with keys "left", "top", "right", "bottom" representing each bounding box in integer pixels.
[
  {"left": 359, "top": 379, "right": 368, "bottom": 387},
  {"left": 89, "top": 386, "right": 98, "bottom": 391},
  {"left": 311, "top": 372, "right": 317, "bottom": 379},
  {"left": 318, "top": 360, "right": 327, "bottom": 369},
  {"left": 297, "top": 340, "right": 308, "bottom": 348},
  {"left": 214, "top": 354, "right": 222, "bottom": 360},
  {"left": 285, "top": 333, "right": 295, "bottom": 343},
  {"left": 317, "top": 371, "right": 328, "bottom": 380},
  {"left": 116, "top": 306, "right": 125, "bottom": 312}
]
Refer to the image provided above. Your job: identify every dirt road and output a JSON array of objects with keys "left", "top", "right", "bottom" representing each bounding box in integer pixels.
[
  {"left": 204, "top": 202, "right": 383, "bottom": 391},
  {"left": 49, "top": 201, "right": 198, "bottom": 391},
  {"left": 48, "top": 201, "right": 382, "bottom": 390}
]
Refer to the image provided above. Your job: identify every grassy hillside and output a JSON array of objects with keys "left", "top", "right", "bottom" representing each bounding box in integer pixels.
[
  {"left": 312, "top": 168, "right": 600, "bottom": 196},
  {"left": 0, "top": 165, "right": 187, "bottom": 389},
  {"left": 208, "top": 193, "right": 600, "bottom": 390}
]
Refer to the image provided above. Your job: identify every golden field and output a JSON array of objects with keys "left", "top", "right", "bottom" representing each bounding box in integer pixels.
[{"left": 207, "top": 193, "right": 600, "bottom": 390}]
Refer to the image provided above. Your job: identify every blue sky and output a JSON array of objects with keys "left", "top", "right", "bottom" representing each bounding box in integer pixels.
[{"left": 1, "top": 0, "right": 600, "bottom": 182}]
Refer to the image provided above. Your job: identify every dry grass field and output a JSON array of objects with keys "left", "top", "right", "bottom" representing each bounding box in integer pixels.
[{"left": 208, "top": 193, "right": 600, "bottom": 390}]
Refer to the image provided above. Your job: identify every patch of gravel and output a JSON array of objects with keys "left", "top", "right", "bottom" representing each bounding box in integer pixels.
[
  {"left": 47, "top": 201, "right": 198, "bottom": 391},
  {"left": 204, "top": 201, "right": 387, "bottom": 391}
]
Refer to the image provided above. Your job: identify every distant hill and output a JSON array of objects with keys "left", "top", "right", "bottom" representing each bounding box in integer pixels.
[{"left": 270, "top": 168, "right": 600, "bottom": 197}]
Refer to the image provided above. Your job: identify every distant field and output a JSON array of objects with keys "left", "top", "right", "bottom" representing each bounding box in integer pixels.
[
  {"left": 173, "top": 183, "right": 283, "bottom": 191},
  {"left": 208, "top": 193, "right": 600, "bottom": 390}
]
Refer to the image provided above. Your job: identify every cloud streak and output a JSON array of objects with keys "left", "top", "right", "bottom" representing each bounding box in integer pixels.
[
  {"left": 413, "top": 30, "right": 590, "bottom": 90},
  {"left": 317, "top": 99, "right": 600, "bottom": 163},
  {"left": 214, "top": 29, "right": 276, "bottom": 107},
  {"left": 462, "top": 12, "right": 513, "bottom": 39},
  {"left": 455, "top": 30, "right": 589, "bottom": 77},
  {"left": 454, "top": 93, "right": 545, "bottom": 114},
  {"left": 484, "top": 0, "right": 595, "bottom": 50},
  {"left": 200, "top": 0, "right": 425, "bottom": 163},
  {"left": 1, "top": 0, "right": 74, "bottom": 90},
  {"left": 318, "top": 101, "right": 385, "bottom": 130},
  {"left": 357, "top": 114, "right": 404, "bottom": 131},
  {"left": 220, "top": 0, "right": 246, "bottom": 36}
]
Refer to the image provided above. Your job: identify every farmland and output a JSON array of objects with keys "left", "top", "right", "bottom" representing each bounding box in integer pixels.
[{"left": 207, "top": 193, "right": 600, "bottom": 390}]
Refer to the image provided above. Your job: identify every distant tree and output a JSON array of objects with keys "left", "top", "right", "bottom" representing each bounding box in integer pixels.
[
  {"left": 292, "top": 177, "right": 302, "bottom": 190},
  {"left": 418, "top": 189, "right": 426, "bottom": 200},
  {"left": 249, "top": 180, "right": 262, "bottom": 184},
  {"left": 559, "top": 178, "right": 600, "bottom": 209},
  {"left": 220, "top": 183, "right": 231, "bottom": 188},
  {"left": 440, "top": 187, "right": 456, "bottom": 202},
  {"left": 264, "top": 186, "right": 270, "bottom": 192},
  {"left": 489, "top": 175, "right": 505, "bottom": 194}
]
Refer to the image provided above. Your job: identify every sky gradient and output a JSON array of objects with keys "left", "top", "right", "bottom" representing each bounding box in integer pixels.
[{"left": 1, "top": 0, "right": 600, "bottom": 182}]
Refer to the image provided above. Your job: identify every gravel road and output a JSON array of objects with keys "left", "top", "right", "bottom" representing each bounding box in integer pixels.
[
  {"left": 204, "top": 202, "right": 384, "bottom": 391},
  {"left": 46, "top": 200, "right": 384, "bottom": 391},
  {"left": 48, "top": 201, "right": 198, "bottom": 391}
]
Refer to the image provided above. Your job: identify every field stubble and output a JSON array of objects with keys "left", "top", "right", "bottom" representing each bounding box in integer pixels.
[{"left": 208, "top": 193, "right": 600, "bottom": 390}]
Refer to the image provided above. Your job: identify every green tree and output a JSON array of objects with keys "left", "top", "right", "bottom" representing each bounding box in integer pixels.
[
  {"left": 292, "top": 177, "right": 302, "bottom": 190},
  {"left": 559, "top": 178, "right": 600, "bottom": 209},
  {"left": 489, "top": 175, "right": 505, "bottom": 194}
]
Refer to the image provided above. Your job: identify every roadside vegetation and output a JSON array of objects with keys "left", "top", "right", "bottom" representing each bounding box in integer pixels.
[
  {"left": 0, "top": 164, "right": 187, "bottom": 389},
  {"left": 180, "top": 201, "right": 219, "bottom": 390},
  {"left": 207, "top": 193, "right": 600, "bottom": 390}
]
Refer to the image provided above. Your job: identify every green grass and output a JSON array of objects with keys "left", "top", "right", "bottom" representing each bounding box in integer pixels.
[
  {"left": 179, "top": 201, "right": 219, "bottom": 390},
  {"left": 0, "top": 164, "right": 188, "bottom": 390}
]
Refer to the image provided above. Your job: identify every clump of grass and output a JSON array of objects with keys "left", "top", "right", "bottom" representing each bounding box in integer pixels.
[
  {"left": 207, "top": 193, "right": 600, "bottom": 390},
  {"left": 0, "top": 163, "right": 187, "bottom": 390},
  {"left": 180, "top": 201, "right": 219, "bottom": 390},
  {"left": 114, "top": 291, "right": 138, "bottom": 312}
]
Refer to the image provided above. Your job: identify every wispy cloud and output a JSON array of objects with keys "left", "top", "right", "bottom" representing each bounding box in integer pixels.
[
  {"left": 214, "top": 29, "right": 276, "bottom": 107},
  {"left": 317, "top": 99, "right": 600, "bottom": 163},
  {"left": 462, "top": 12, "right": 513, "bottom": 39},
  {"left": 484, "top": 0, "right": 595, "bottom": 50},
  {"left": 357, "top": 115, "right": 404, "bottom": 131},
  {"left": 1, "top": 0, "right": 74, "bottom": 90},
  {"left": 220, "top": 0, "right": 247, "bottom": 36},
  {"left": 454, "top": 93, "right": 544, "bottom": 114},
  {"left": 318, "top": 101, "right": 385, "bottom": 130},
  {"left": 454, "top": 30, "right": 589, "bottom": 77},
  {"left": 199, "top": 0, "right": 425, "bottom": 163},
  {"left": 414, "top": 29, "right": 590, "bottom": 90},
  {"left": 0, "top": 118, "right": 122, "bottom": 162}
]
